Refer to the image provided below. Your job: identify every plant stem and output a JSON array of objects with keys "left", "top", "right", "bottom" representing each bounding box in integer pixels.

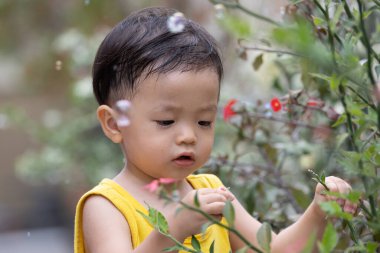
[
  {"left": 343, "top": 0, "right": 380, "bottom": 64},
  {"left": 209, "top": 0, "right": 281, "bottom": 26},
  {"left": 238, "top": 44, "right": 302, "bottom": 57},
  {"left": 359, "top": 199, "right": 373, "bottom": 219},
  {"left": 259, "top": 149, "right": 303, "bottom": 213},
  {"left": 373, "top": 0, "right": 380, "bottom": 7},
  {"left": 178, "top": 200, "right": 265, "bottom": 253},
  {"left": 356, "top": 0, "right": 380, "bottom": 139},
  {"left": 339, "top": 83, "right": 378, "bottom": 220},
  {"left": 356, "top": 0, "right": 376, "bottom": 86},
  {"left": 346, "top": 221, "right": 359, "bottom": 244},
  {"left": 247, "top": 111, "right": 331, "bottom": 131},
  {"left": 165, "top": 233, "right": 200, "bottom": 253},
  {"left": 346, "top": 86, "right": 376, "bottom": 111}
]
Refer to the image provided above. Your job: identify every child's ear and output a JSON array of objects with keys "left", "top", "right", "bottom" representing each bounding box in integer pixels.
[{"left": 97, "top": 105, "right": 123, "bottom": 143}]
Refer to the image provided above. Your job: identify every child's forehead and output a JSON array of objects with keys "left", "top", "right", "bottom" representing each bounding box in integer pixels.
[
  {"left": 131, "top": 69, "right": 220, "bottom": 104},
  {"left": 151, "top": 102, "right": 218, "bottom": 112},
  {"left": 138, "top": 70, "right": 219, "bottom": 92},
  {"left": 139, "top": 69, "right": 220, "bottom": 86}
]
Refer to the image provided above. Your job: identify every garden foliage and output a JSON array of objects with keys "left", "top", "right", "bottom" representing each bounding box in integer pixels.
[{"left": 199, "top": 0, "right": 380, "bottom": 251}]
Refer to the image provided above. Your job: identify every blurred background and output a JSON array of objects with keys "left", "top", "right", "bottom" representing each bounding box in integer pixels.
[{"left": 0, "top": 0, "right": 285, "bottom": 252}]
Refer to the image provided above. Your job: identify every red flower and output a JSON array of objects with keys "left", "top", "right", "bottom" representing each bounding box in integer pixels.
[
  {"left": 223, "top": 99, "right": 237, "bottom": 121},
  {"left": 306, "top": 99, "right": 324, "bottom": 108},
  {"left": 270, "top": 97, "right": 282, "bottom": 112}
]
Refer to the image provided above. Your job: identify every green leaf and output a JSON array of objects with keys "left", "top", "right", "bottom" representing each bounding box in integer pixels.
[
  {"left": 347, "top": 102, "right": 364, "bottom": 117},
  {"left": 162, "top": 245, "right": 189, "bottom": 252},
  {"left": 319, "top": 201, "right": 342, "bottom": 216},
  {"left": 223, "top": 201, "right": 235, "bottom": 227},
  {"left": 312, "top": 16, "right": 325, "bottom": 26},
  {"left": 138, "top": 207, "right": 169, "bottom": 234},
  {"left": 209, "top": 240, "right": 215, "bottom": 253},
  {"left": 289, "top": 0, "right": 304, "bottom": 4},
  {"left": 256, "top": 222, "right": 272, "bottom": 253},
  {"left": 301, "top": 231, "right": 316, "bottom": 253},
  {"left": 201, "top": 221, "right": 212, "bottom": 234},
  {"left": 319, "top": 201, "right": 353, "bottom": 220},
  {"left": 322, "top": 190, "right": 361, "bottom": 203},
  {"left": 331, "top": 113, "right": 346, "bottom": 127},
  {"left": 318, "top": 222, "right": 338, "bottom": 253},
  {"left": 320, "top": 171, "right": 326, "bottom": 184},
  {"left": 253, "top": 53, "right": 264, "bottom": 71},
  {"left": 155, "top": 209, "right": 169, "bottom": 234},
  {"left": 235, "top": 246, "right": 249, "bottom": 253},
  {"left": 137, "top": 210, "right": 153, "bottom": 225},
  {"left": 331, "top": 4, "right": 344, "bottom": 32},
  {"left": 366, "top": 242, "right": 379, "bottom": 253},
  {"left": 335, "top": 133, "right": 349, "bottom": 148},
  {"left": 194, "top": 191, "right": 200, "bottom": 208},
  {"left": 191, "top": 235, "right": 201, "bottom": 251},
  {"left": 329, "top": 74, "right": 341, "bottom": 92},
  {"left": 346, "top": 191, "right": 362, "bottom": 203},
  {"left": 309, "top": 73, "right": 331, "bottom": 83}
]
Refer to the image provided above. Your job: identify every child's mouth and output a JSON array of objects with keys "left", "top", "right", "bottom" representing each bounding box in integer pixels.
[
  {"left": 177, "top": 155, "right": 192, "bottom": 160},
  {"left": 173, "top": 154, "right": 195, "bottom": 167}
]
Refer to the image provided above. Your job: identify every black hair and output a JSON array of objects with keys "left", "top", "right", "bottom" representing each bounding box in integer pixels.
[{"left": 92, "top": 6, "right": 223, "bottom": 105}]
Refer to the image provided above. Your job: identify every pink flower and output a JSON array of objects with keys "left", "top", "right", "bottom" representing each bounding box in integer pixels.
[
  {"left": 270, "top": 97, "right": 282, "bottom": 112},
  {"left": 143, "top": 180, "right": 159, "bottom": 192},
  {"left": 223, "top": 99, "right": 237, "bottom": 121},
  {"left": 143, "top": 178, "right": 177, "bottom": 192},
  {"left": 158, "top": 178, "right": 177, "bottom": 184}
]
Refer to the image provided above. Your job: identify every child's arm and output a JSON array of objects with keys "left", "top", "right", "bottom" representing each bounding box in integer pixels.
[
  {"left": 82, "top": 196, "right": 177, "bottom": 253},
  {"left": 82, "top": 188, "right": 235, "bottom": 253},
  {"left": 230, "top": 176, "right": 356, "bottom": 253}
]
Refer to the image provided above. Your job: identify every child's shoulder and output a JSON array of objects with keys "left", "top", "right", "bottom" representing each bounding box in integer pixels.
[{"left": 187, "top": 173, "right": 224, "bottom": 189}]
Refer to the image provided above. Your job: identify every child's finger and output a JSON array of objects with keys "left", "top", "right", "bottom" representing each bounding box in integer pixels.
[
  {"left": 197, "top": 188, "right": 218, "bottom": 195},
  {"left": 203, "top": 192, "right": 228, "bottom": 204},
  {"left": 341, "top": 181, "right": 358, "bottom": 214},
  {"left": 204, "top": 201, "right": 228, "bottom": 215},
  {"left": 325, "top": 180, "right": 339, "bottom": 202},
  {"left": 343, "top": 181, "right": 352, "bottom": 192},
  {"left": 216, "top": 186, "right": 235, "bottom": 201},
  {"left": 343, "top": 203, "right": 357, "bottom": 214},
  {"left": 334, "top": 179, "right": 348, "bottom": 206}
]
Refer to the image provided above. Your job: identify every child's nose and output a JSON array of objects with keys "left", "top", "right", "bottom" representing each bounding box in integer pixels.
[{"left": 176, "top": 125, "right": 197, "bottom": 145}]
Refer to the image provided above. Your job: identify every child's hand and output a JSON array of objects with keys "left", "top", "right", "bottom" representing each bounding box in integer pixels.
[
  {"left": 312, "top": 176, "right": 358, "bottom": 217},
  {"left": 167, "top": 187, "right": 235, "bottom": 240}
]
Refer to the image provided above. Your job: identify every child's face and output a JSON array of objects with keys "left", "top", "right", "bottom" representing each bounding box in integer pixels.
[{"left": 120, "top": 69, "right": 219, "bottom": 181}]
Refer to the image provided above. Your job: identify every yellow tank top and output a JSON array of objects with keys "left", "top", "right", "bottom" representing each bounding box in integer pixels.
[{"left": 74, "top": 174, "right": 231, "bottom": 253}]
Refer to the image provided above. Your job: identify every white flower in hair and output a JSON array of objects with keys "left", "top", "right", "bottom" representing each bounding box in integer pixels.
[
  {"left": 167, "top": 12, "right": 186, "bottom": 33},
  {"left": 115, "top": 99, "right": 131, "bottom": 127}
]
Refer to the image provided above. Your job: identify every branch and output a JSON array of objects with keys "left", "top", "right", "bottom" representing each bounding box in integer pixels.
[
  {"left": 356, "top": 0, "right": 376, "bottom": 86},
  {"left": 238, "top": 39, "right": 303, "bottom": 57},
  {"left": 209, "top": 0, "right": 281, "bottom": 26}
]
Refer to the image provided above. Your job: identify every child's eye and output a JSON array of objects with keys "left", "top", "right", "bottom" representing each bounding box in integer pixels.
[
  {"left": 156, "top": 120, "right": 175, "bottom": 127},
  {"left": 198, "top": 121, "right": 212, "bottom": 127}
]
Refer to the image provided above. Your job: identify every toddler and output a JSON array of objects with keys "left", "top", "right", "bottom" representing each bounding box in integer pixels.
[{"left": 74, "top": 6, "right": 356, "bottom": 253}]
